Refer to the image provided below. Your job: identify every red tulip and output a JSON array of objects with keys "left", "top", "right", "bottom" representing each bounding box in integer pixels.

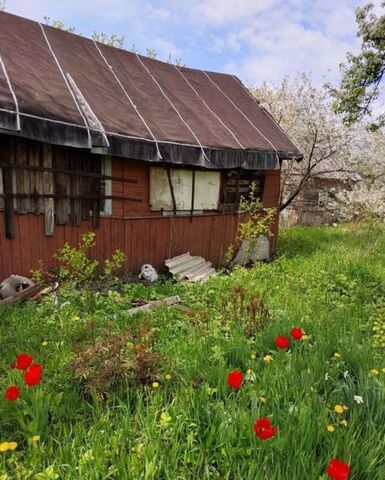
[
  {"left": 227, "top": 370, "right": 244, "bottom": 390},
  {"left": 5, "top": 385, "right": 20, "bottom": 401},
  {"left": 253, "top": 417, "right": 278, "bottom": 440},
  {"left": 275, "top": 336, "right": 290, "bottom": 349},
  {"left": 24, "top": 363, "right": 43, "bottom": 387},
  {"left": 326, "top": 459, "right": 350, "bottom": 480},
  {"left": 291, "top": 328, "right": 303, "bottom": 340},
  {"left": 12, "top": 353, "right": 33, "bottom": 370}
]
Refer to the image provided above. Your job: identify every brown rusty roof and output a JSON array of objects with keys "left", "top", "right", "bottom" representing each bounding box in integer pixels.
[{"left": 0, "top": 11, "right": 302, "bottom": 169}]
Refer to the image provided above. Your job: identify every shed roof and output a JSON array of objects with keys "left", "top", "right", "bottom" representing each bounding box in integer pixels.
[{"left": 0, "top": 11, "right": 302, "bottom": 170}]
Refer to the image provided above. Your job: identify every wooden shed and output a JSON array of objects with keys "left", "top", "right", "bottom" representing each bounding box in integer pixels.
[{"left": 0, "top": 12, "right": 302, "bottom": 280}]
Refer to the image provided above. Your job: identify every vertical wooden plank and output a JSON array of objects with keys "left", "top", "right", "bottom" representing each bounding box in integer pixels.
[
  {"left": 0, "top": 212, "right": 7, "bottom": 277},
  {"left": 167, "top": 217, "right": 174, "bottom": 259},
  {"left": 54, "top": 147, "right": 70, "bottom": 225},
  {"left": 42, "top": 144, "right": 55, "bottom": 236},
  {"left": 123, "top": 219, "right": 132, "bottom": 272},
  {"left": 0, "top": 138, "right": 14, "bottom": 238},
  {"left": 131, "top": 219, "right": 143, "bottom": 272},
  {"left": 19, "top": 214, "right": 32, "bottom": 276},
  {"left": 28, "top": 142, "right": 41, "bottom": 214},
  {"left": 54, "top": 224, "right": 65, "bottom": 258},
  {"left": 2, "top": 167, "right": 14, "bottom": 239},
  {"left": 1, "top": 139, "right": 15, "bottom": 240},
  {"left": 28, "top": 213, "right": 41, "bottom": 273},
  {"left": 153, "top": 218, "right": 166, "bottom": 270},
  {"left": 112, "top": 158, "right": 123, "bottom": 217},
  {"left": 199, "top": 216, "right": 211, "bottom": 261},
  {"left": 0, "top": 166, "right": 4, "bottom": 210},
  {"left": 15, "top": 140, "right": 28, "bottom": 213},
  {"left": 82, "top": 154, "right": 91, "bottom": 220},
  {"left": 104, "top": 217, "right": 112, "bottom": 261},
  {"left": 0, "top": 212, "right": 13, "bottom": 278},
  {"left": 91, "top": 153, "right": 101, "bottom": 229},
  {"left": 207, "top": 216, "right": 218, "bottom": 265},
  {"left": 170, "top": 217, "right": 182, "bottom": 257},
  {"left": 10, "top": 214, "right": 21, "bottom": 274}
]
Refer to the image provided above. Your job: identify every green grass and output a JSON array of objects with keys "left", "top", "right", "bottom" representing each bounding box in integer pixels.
[{"left": 1, "top": 222, "right": 385, "bottom": 479}]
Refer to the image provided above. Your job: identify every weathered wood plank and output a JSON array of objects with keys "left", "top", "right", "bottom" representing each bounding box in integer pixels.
[
  {"left": 42, "top": 144, "right": 54, "bottom": 236},
  {"left": 28, "top": 142, "right": 41, "bottom": 213},
  {"left": 15, "top": 140, "right": 28, "bottom": 213},
  {"left": 1, "top": 139, "right": 15, "bottom": 238}
]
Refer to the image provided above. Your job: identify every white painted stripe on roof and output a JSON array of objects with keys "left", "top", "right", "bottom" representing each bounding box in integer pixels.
[
  {"left": 65, "top": 72, "right": 110, "bottom": 147},
  {"left": 0, "top": 55, "right": 20, "bottom": 130},
  {"left": 39, "top": 23, "right": 91, "bottom": 148},
  {"left": 134, "top": 54, "right": 209, "bottom": 163},
  {"left": 93, "top": 40, "right": 162, "bottom": 160},
  {"left": 175, "top": 66, "right": 245, "bottom": 150},
  {"left": 202, "top": 71, "right": 279, "bottom": 158}
]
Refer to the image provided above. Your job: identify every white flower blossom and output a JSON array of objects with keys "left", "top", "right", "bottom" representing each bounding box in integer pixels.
[
  {"left": 354, "top": 395, "right": 364, "bottom": 404},
  {"left": 343, "top": 371, "right": 349, "bottom": 379}
]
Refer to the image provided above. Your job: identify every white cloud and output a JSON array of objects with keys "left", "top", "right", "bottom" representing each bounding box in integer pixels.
[
  {"left": 195, "top": 0, "right": 276, "bottom": 25},
  {"left": 4, "top": 0, "right": 383, "bottom": 85}
]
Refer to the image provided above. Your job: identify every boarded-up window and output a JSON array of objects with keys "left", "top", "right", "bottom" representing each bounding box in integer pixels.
[
  {"left": 219, "top": 170, "right": 264, "bottom": 212},
  {"left": 149, "top": 167, "right": 220, "bottom": 213}
]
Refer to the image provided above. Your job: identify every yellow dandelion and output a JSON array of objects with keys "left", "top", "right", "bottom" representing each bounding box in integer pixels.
[
  {"left": 371, "top": 369, "right": 379, "bottom": 376},
  {"left": 327, "top": 425, "right": 335, "bottom": 432},
  {"left": 301, "top": 335, "right": 309, "bottom": 341},
  {"left": 334, "top": 404, "right": 344, "bottom": 414},
  {"left": 164, "top": 374, "right": 172, "bottom": 381},
  {"left": 152, "top": 381, "right": 160, "bottom": 389},
  {"left": 340, "top": 419, "right": 348, "bottom": 428},
  {"left": 334, "top": 352, "right": 341, "bottom": 358},
  {"left": 32, "top": 435, "right": 40, "bottom": 442},
  {"left": 251, "top": 354, "right": 256, "bottom": 360},
  {"left": 263, "top": 355, "right": 273, "bottom": 363},
  {"left": 382, "top": 368, "right": 385, "bottom": 374},
  {"left": 7, "top": 442, "right": 17, "bottom": 451},
  {"left": 259, "top": 396, "right": 267, "bottom": 404},
  {"left": 0, "top": 442, "right": 9, "bottom": 452},
  {"left": 42, "top": 341, "right": 48, "bottom": 346}
]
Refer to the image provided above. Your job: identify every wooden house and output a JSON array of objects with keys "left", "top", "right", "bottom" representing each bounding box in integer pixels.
[{"left": 0, "top": 11, "right": 302, "bottom": 279}]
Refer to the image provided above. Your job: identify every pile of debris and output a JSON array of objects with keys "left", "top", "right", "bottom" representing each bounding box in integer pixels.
[
  {"left": 165, "top": 252, "right": 217, "bottom": 283},
  {"left": 0, "top": 275, "right": 58, "bottom": 306}
]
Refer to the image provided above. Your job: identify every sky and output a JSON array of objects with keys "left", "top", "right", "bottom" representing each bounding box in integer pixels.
[{"left": 3, "top": 0, "right": 384, "bottom": 86}]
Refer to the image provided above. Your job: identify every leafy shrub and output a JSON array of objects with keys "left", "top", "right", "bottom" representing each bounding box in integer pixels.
[
  {"left": 226, "top": 182, "right": 276, "bottom": 266},
  {"left": 54, "top": 232, "right": 126, "bottom": 288},
  {"left": 238, "top": 182, "right": 276, "bottom": 242},
  {"left": 69, "top": 320, "right": 161, "bottom": 398},
  {"left": 101, "top": 249, "right": 128, "bottom": 287}
]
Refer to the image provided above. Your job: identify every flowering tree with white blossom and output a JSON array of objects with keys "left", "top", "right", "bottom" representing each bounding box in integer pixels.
[{"left": 251, "top": 74, "right": 385, "bottom": 220}]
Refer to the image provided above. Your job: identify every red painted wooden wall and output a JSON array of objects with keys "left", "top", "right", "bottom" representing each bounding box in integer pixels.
[{"left": 0, "top": 154, "right": 281, "bottom": 279}]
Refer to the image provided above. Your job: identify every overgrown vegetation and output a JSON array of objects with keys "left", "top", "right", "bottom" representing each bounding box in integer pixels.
[
  {"left": 36, "top": 232, "right": 127, "bottom": 288},
  {"left": 237, "top": 182, "right": 276, "bottom": 242},
  {"left": 1, "top": 223, "right": 385, "bottom": 479}
]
